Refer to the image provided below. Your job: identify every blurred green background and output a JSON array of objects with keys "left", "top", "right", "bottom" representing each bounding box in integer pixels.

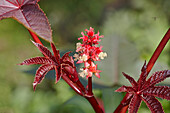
[{"left": 0, "top": 0, "right": 169, "bottom": 113}]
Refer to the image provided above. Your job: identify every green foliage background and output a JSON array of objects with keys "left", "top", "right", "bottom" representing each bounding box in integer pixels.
[{"left": 0, "top": 0, "right": 169, "bottom": 113}]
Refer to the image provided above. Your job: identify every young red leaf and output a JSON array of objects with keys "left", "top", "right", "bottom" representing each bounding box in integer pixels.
[
  {"left": 19, "top": 57, "right": 53, "bottom": 65},
  {"left": 62, "top": 51, "right": 75, "bottom": 67},
  {"left": 0, "top": 0, "right": 52, "bottom": 42},
  {"left": 33, "top": 64, "right": 53, "bottom": 90},
  {"left": 116, "top": 62, "right": 170, "bottom": 113},
  {"left": 142, "top": 95, "right": 164, "bottom": 113},
  {"left": 63, "top": 65, "right": 79, "bottom": 82},
  {"left": 146, "top": 70, "right": 170, "bottom": 86},
  {"left": 122, "top": 72, "right": 137, "bottom": 88},
  {"left": 32, "top": 40, "right": 56, "bottom": 62},
  {"left": 143, "top": 86, "right": 170, "bottom": 100},
  {"left": 138, "top": 61, "right": 147, "bottom": 90},
  {"left": 128, "top": 95, "right": 142, "bottom": 113},
  {"left": 20, "top": 41, "right": 79, "bottom": 90},
  {"left": 51, "top": 43, "right": 60, "bottom": 64},
  {"left": 115, "top": 86, "right": 126, "bottom": 92},
  {"left": 62, "top": 51, "right": 72, "bottom": 61},
  {"left": 115, "top": 85, "right": 135, "bottom": 93}
]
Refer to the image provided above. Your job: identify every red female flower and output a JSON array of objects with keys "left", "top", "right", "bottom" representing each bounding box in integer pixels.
[{"left": 74, "top": 27, "right": 107, "bottom": 78}]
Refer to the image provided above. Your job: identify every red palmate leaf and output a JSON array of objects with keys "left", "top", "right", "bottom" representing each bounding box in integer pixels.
[
  {"left": 0, "top": 0, "right": 52, "bottom": 42},
  {"left": 115, "top": 85, "right": 135, "bottom": 93},
  {"left": 143, "top": 86, "right": 170, "bottom": 100},
  {"left": 62, "top": 51, "right": 75, "bottom": 67},
  {"left": 146, "top": 70, "right": 170, "bottom": 86},
  {"left": 51, "top": 43, "right": 60, "bottom": 64},
  {"left": 19, "top": 41, "right": 79, "bottom": 90},
  {"left": 142, "top": 95, "right": 164, "bottom": 113},
  {"left": 55, "top": 66, "right": 61, "bottom": 83},
  {"left": 115, "top": 29, "right": 170, "bottom": 113},
  {"left": 128, "top": 95, "right": 142, "bottom": 113},
  {"left": 138, "top": 61, "right": 147, "bottom": 90},
  {"left": 62, "top": 51, "right": 72, "bottom": 61},
  {"left": 31, "top": 40, "right": 56, "bottom": 62},
  {"left": 33, "top": 64, "right": 53, "bottom": 90},
  {"left": 122, "top": 72, "right": 137, "bottom": 88},
  {"left": 116, "top": 61, "right": 170, "bottom": 113},
  {"left": 19, "top": 57, "right": 53, "bottom": 65}
]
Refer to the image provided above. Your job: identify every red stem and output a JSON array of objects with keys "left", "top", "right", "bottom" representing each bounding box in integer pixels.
[
  {"left": 88, "top": 77, "right": 93, "bottom": 95},
  {"left": 146, "top": 28, "right": 170, "bottom": 75},
  {"left": 85, "top": 96, "right": 104, "bottom": 113},
  {"left": 28, "top": 30, "right": 43, "bottom": 45},
  {"left": 119, "top": 105, "right": 128, "bottom": 113},
  {"left": 114, "top": 28, "right": 170, "bottom": 113},
  {"left": 76, "top": 80, "right": 86, "bottom": 92},
  {"left": 62, "top": 73, "right": 83, "bottom": 96},
  {"left": 114, "top": 93, "right": 133, "bottom": 113},
  {"left": 85, "top": 76, "right": 104, "bottom": 113}
]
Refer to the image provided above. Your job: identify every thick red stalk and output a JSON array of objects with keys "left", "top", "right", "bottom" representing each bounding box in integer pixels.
[
  {"left": 62, "top": 74, "right": 83, "bottom": 96},
  {"left": 76, "top": 80, "right": 86, "bottom": 92},
  {"left": 84, "top": 77, "right": 103, "bottom": 113},
  {"left": 114, "top": 104, "right": 123, "bottom": 113},
  {"left": 28, "top": 30, "right": 43, "bottom": 45},
  {"left": 114, "top": 28, "right": 170, "bottom": 113},
  {"left": 146, "top": 28, "right": 170, "bottom": 75},
  {"left": 88, "top": 77, "right": 93, "bottom": 95},
  {"left": 114, "top": 93, "right": 133, "bottom": 113},
  {"left": 85, "top": 96, "right": 104, "bottom": 113},
  {"left": 84, "top": 74, "right": 104, "bottom": 113},
  {"left": 119, "top": 105, "right": 128, "bottom": 113}
]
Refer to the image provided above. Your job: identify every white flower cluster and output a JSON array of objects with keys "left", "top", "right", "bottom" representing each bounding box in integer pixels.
[
  {"left": 98, "top": 52, "right": 107, "bottom": 59},
  {"left": 79, "top": 68, "right": 88, "bottom": 77}
]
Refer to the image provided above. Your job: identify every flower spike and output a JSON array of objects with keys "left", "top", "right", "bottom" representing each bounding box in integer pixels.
[{"left": 74, "top": 27, "right": 107, "bottom": 78}]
